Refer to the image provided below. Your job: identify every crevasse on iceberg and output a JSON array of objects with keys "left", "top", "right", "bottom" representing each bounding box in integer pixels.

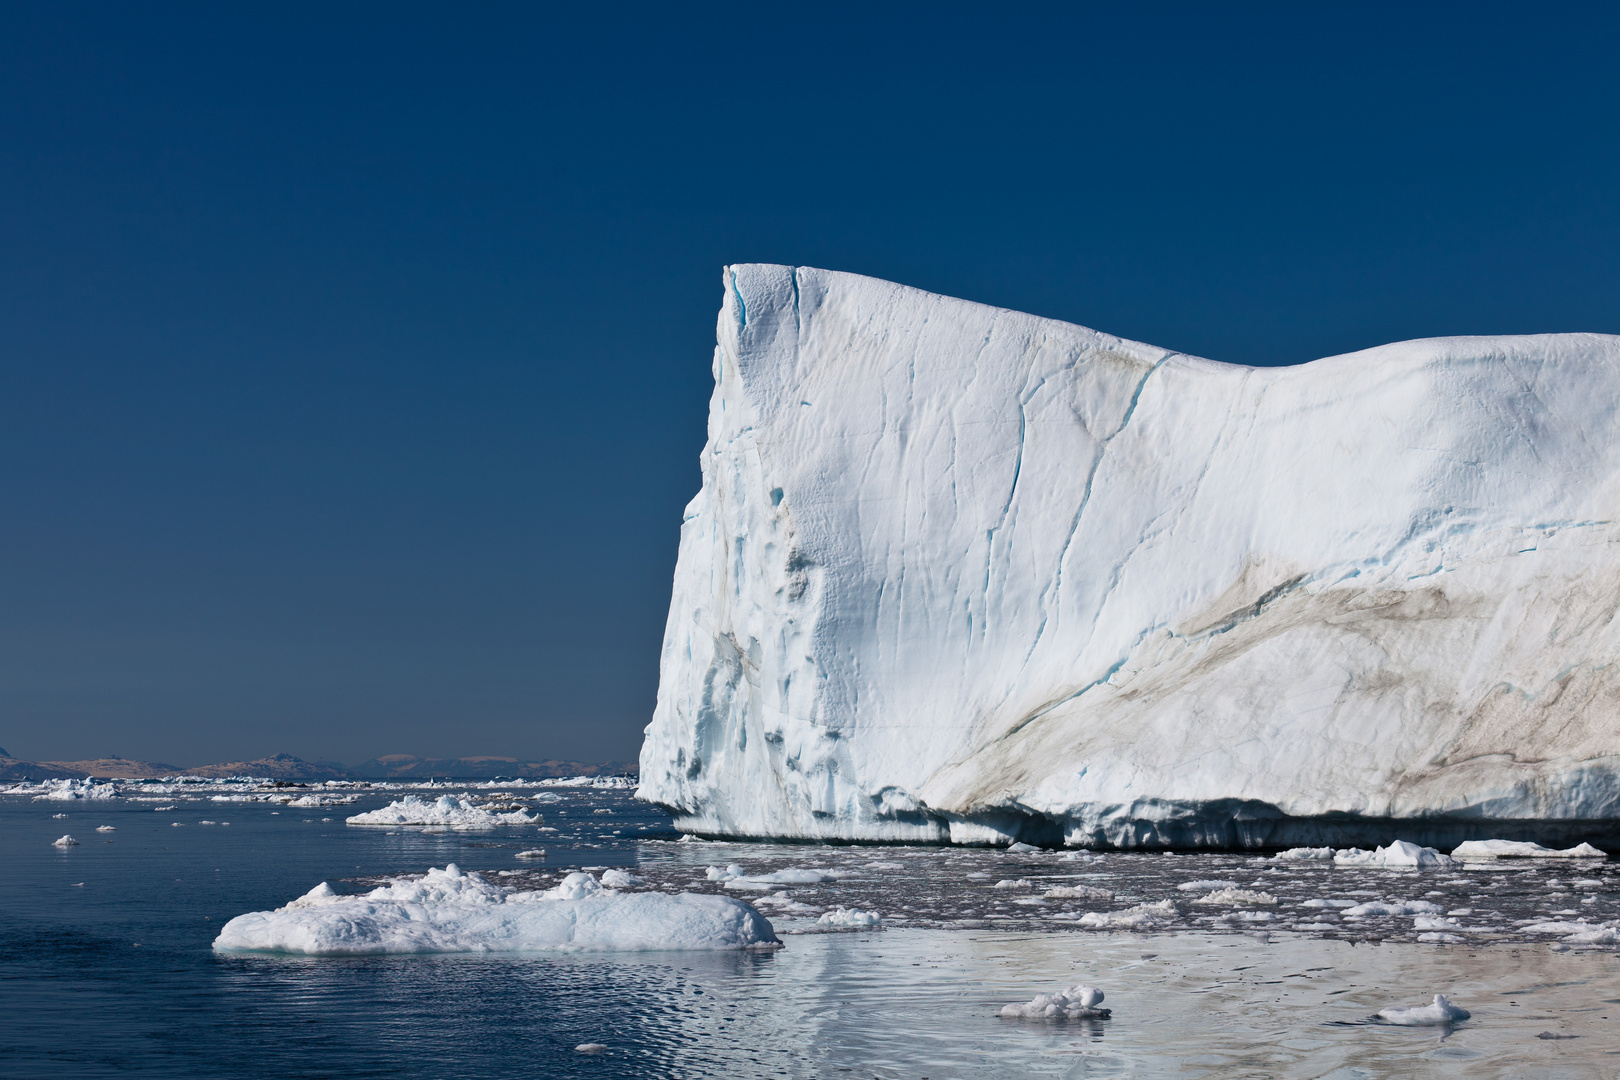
[{"left": 637, "top": 264, "right": 1620, "bottom": 850}]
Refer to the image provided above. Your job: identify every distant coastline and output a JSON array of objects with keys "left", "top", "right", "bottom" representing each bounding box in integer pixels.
[{"left": 0, "top": 747, "right": 636, "bottom": 781}]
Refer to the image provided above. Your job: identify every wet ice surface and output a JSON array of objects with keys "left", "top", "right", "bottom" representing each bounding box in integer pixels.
[{"left": 10, "top": 778, "right": 1620, "bottom": 1077}]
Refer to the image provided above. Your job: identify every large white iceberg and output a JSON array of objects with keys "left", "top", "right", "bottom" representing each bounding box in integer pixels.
[
  {"left": 212, "top": 865, "right": 779, "bottom": 954},
  {"left": 638, "top": 264, "right": 1620, "bottom": 850}
]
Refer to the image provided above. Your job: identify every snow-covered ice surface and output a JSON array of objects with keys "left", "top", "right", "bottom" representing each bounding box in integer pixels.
[
  {"left": 1453, "top": 839, "right": 1607, "bottom": 859},
  {"left": 640, "top": 264, "right": 1620, "bottom": 850}
]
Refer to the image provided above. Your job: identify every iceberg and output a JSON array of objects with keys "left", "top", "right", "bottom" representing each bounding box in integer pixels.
[
  {"left": 345, "top": 795, "right": 539, "bottom": 828},
  {"left": 639, "top": 265, "right": 1620, "bottom": 850},
  {"left": 212, "top": 865, "right": 779, "bottom": 954}
]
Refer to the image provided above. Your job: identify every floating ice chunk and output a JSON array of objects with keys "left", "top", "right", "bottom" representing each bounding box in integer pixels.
[
  {"left": 34, "top": 779, "right": 120, "bottom": 802},
  {"left": 1274, "top": 847, "right": 1335, "bottom": 861},
  {"left": 1563, "top": 925, "right": 1620, "bottom": 944},
  {"left": 1334, "top": 841, "right": 1454, "bottom": 869},
  {"left": 1077, "top": 900, "right": 1177, "bottom": 929},
  {"left": 1302, "top": 898, "right": 1357, "bottom": 908},
  {"left": 345, "top": 795, "right": 539, "bottom": 828},
  {"left": 707, "top": 863, "right": 841, "bottom": 886},
  {"left": 1377, "top": 994, "right": 1470, "bottom": 1025},
  {"left": 51, "top": 834, "right": 78, "bottom": 847},
  {"left": 1342, "top": 900, "right": 1445, "bottom": 917},
  {"left": 212, "top": 864, "right": 779, "bottom": 954},
  {"left": 1451, "top": 839, "right": 1607, "bottom": 859},
  {"left": 1192, "top": 888, "right": 1278, "bottom": 906},
  {"left": 600, "top": 868, "right": 647, "bottom": 888},
  {"left": 1043, "top": 884, "right": 1114, "bottom": 901},
  {"left": 1417, "top": 932, "right": 1465, "bottom": 943},
  {"left": 51, "top": 813, "right": 68, "bottom": 819},
  {"left": 1000, "top": 984, "right": 1110, "bottom": 1020},
  {"left": 574, "top": 1043, "right": 607, "bottom": 1054},
  {"left": 514, "top": 849, "right": 547, "bottom": 859},
  {"left": 1412, "top": 916, "right": 1461, "bottom": 930},
  {"left": 1005, "top": 842, "right": 1041, "bottom": 852},
  {"left": 993, "top": 878, "right": 1032, "bottom": 889},
  {"left": 1176, "top": 880, "right": 1241, "bottom": 892},
  {"left": 95, "top": 826, "right": 116, "bottom": 832},
  {"left": 817, "top": 906, "right": 882, "bottom": 928}
]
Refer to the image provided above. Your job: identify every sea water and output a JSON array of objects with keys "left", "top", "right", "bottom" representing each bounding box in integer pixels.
[{"left": 5, "top": 780, "right": 1620, "bottom": 1078}]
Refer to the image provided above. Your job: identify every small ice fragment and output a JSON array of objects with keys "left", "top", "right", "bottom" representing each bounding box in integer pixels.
[
  {"left": 600, "top": 868, "right": 647, "bottom": 888},
  {"left": 1273, "top": 847, "right": 1335, "bottom": 861},
  {"left": 1000, "top": 984, "right": 1110, "bottom": 1019},
  {"left": 1417, "top": 932, "right": 1464, "bottom": 943},
  {"left": 1043, "top": 884, "right": 1113, "bottom": 901},
  {"left": 1006, "top": 842, "right": 1040, "bottom": 852},
  {"left": 1376, "top": 994, "right": 1470, "bottom": 1025},
  {"left": 817, "top": 906, "right": 881, "bottom": 928},
  {"left": 96, "top": 826, "right": 116, "bottom": 832},
  {"left": 51, "top": 813, "right": 68, "bottom": 819},
  {"left": 52, "top": 835, "right": 78, "bottom": 847},
  {"left": 574, "top": 1043, "right": 607, "bottom": 1054},
  {"left": 514, "top": 849, "right": 547, "bottom": 859},
  {"left": 1302, "top": 898, "right": 1357, "bottom": 908},
  {"left": 171, "top": 822, "right": 183, "bottom": 827},
  {"left": 1342, "top": 900, "right": 1444, "bottom": 917},
  {"left": 1175, "top": 879, "right": 1241, "bottom": 893},
  {"left": 993, "top": 878, "right": 1032, "bottom": 889},
  {"left": 1192, "top": 888, "right": 1278, "bottom": 906}
]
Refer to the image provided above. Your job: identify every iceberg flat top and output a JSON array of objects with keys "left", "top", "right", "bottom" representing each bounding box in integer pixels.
[{"left": 639, "top": 265, "right": 1620, "bottom": 849}]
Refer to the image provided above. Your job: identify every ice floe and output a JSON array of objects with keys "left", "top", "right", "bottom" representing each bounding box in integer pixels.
[
  {"left": 1191, "top": 887, "right": 1277, "bottom": 906},
  {"left": 1176, "top": 879, "right": 1241, "bottom": 892},
  {"left": 345, "top": 795, "right": 539, "bottom": 828},
  {"left": 1451, "top": 839, "right": 1606, "bottom": 859},
  {"left": 33, "top": 780, "right": 119, "bottom": 801},
  {"left": 1000, "top": 984, "right": 1110, "bottom": 1019},
  {"left": 1333, "top": 841, "right": 1454, "bottom": 869},
  {"left": 212, "top": 865, "right": 779, "bottom": 954},
  {"left": 1274, "top": 847, "right": 1336, "bottom": 861},
  {"left": 51, "top": 834, "right": 77, "bottom": 847},
  {"left": 1376, "top": 994, "right": 1470, "bottom": 1025},
  {"left": 95, "top": 825, "right": 115, "bottom": 832},
  {"left": 1076, "top": 900, "right": 1178, "bottom": 929}
]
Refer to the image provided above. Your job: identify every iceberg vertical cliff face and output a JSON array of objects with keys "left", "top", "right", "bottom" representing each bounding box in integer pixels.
[{"left": 637, "top": 264, "right": 1620, "bottom": 848}]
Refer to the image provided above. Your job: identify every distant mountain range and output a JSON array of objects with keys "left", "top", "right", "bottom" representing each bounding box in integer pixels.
[{"left": 0, "top": 749, "right": 637, "bottom": 781}]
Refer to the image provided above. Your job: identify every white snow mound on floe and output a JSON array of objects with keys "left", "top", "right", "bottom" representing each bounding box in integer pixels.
[
  {"left": 51, "top": 834, "right": 78, "bottom": 847},
  {"left": 1076, "top": 900, "right": 1177, "bottom": 929},
  {"left": 639, "top": 265, "right": 1620, "bottom": 849},
  {"left": 1001, "top": 985, "right": 1109, "bottom": 1019},
  {"left": 1377, "top": 994, "right": 1471, "bottom": 1025},
  {"left": 211, "top": 865, "right": 779, "bottom": 954},
  {"left": 345, "top": 795, "right": 537, "bottom": 828},
  {"left": 1451, "top": 839, "right": 1606, "bottom": 859},
  {"left": 1274, "top": 847, "right": 1336, "bottom": 861}
]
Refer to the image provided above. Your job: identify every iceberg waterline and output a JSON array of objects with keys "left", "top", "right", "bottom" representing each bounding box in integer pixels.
[
  {"left": 212, "top": 865, "right": 780, "bottom": 955},
  {"left": 639, "top": 264, "right": 1620, "bottom": 850}
]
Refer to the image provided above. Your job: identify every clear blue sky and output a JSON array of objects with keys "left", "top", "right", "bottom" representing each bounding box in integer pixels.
[{"left": 1, "top": 3, "right": 1615, "bottom": 766}]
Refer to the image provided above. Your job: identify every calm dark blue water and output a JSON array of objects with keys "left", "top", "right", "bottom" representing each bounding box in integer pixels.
[{"left": 9, "top": 781, "right": 1620, "bottom": 1079}]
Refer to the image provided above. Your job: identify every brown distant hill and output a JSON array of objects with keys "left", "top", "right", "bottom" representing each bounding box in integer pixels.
[
  {"left": 38, "top": 756, "right": 184, "bottom": 778},
  {"left": 352, "top": 754, "right": 637, "bottom": 779},
  {"left": 180, "top": 753, "right": 354, "bottom": 779},
  {"left": 0, "top": 753, "right": 88, "bottom": 780}
]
